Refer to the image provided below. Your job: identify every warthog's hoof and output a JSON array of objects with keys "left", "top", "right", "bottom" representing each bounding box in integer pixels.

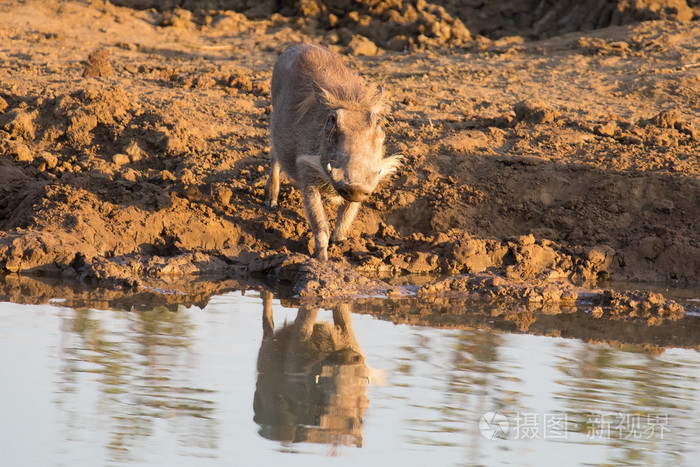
[
  {"left": 313, "top": 249, "right": 329, "bottom": 262},
  {"left": 330, "top": 235, "right": 347, "bottom": 245},
  {"left": 265, "top": 199, "right": 277, "bottom": 210}
]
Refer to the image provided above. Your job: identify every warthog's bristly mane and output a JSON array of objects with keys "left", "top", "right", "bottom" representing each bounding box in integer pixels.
[
  {"left": 297, "top": 82, "right": 384, "bottom": 117},
  {"left": 379, "top": 154, "right": 403, "bottom": 177},
  {"left": 294, "top": 46, "right": 384, "bottom": 117}
]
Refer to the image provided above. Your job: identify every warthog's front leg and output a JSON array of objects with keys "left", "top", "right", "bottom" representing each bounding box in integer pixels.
[
  {"left": 302, "top": 184, "right": 330, "bottom": 261},
  {"left": 284, "top": 306, "right": 321, "bottom": 374},
  {"left": 294, "top": 306, "right": 320, "bottom": 340},
  {"left": 264, "top": 155, "right": 281, "bottom": 209},
  {"left": 332, "top": 303, "right": 359, "bottom": 348},
  {"left": 261, "top": 290, "right": 275, "bottom": 339},
  {"left": 332, "top": 200, "right": 360, "bottom": 243}
]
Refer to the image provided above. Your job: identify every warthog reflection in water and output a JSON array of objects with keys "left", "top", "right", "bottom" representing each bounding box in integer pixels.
[{"left": 254, "top": 291, "right": 370, "bottom": 447}]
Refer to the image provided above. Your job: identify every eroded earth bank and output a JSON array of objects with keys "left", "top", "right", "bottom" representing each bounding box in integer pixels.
[{"left": 0, "top": 1, "right": 699, "bottom": 334}]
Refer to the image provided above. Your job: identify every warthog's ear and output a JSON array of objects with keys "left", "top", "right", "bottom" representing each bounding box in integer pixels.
[
  {"left": 378, "top": 154, "right": 403, "bottom": 179},
  {"left": 312, "top": 81, "right": 335, "bottom": 106}
]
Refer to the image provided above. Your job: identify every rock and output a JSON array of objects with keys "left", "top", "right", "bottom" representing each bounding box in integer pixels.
[
  {"left": 406, "top": 252, "right": 439, "bottom": 273},
  {"left": 226, "top": 72, "right": 253, "bottom": 92},
  {"left": 159, "top": 8, "right": 194, "bottom": 29},
  {"left": 514, "top": 100, "right": 559, "bottom": 124},
  {"left": 66, "top": 112, "right": 97, "bottom": 147},
  {"left": 586, "top": 245, "right": 617, "bottom": 277},
  {"left": 9, "top": 142, "right": 33, "bottom": 162},
  {"left": 515, "top": 234, "right": 535, "bottom": 246},
  {"left": 160, "top": 132, "right": 187, "bottom": 155},
  {"left": 387, "top": 35, "right": 409, "bottom": 51},
  {"left": 587, "top": 246, "right": 607, "bottom": 264},
  {"left": 450, "top": 18, "right": 471, "bottom": 43},
  {"left": 595, "top": 121, "right": 618, "bottom": 137},
  {"left": 214, "top": 186, "right": 233, "bottom": 206},
  {"left": 124, "top": 140, "right": 145, "bottom": 161},
  {"left": 462, "top": 253, "right": 493, "bottom": 273},
  {"left": 348, "top": 35, "right": 379, "bottom": 56},
  {"left": 4, "top": 256, "right": 21, "bottom": 272},
  {"left": 35, "top": 152, "right": 58, "bottom": 170},
  {"left": 112, "top": 153, "right": 130, "bottom": 166},
  {"left": 83, "top": 48, "right": 114, "bottom": 78},
  {"left": 121, "top": 168, "right": 138, "bottom": 182},
  {"left": 647, "top": 109, "right": 680, "bottom": 129},
  {"left": 637, "top": 236, "right": 663, "bottom": 260},
  {"left": 506, "top": 243, "right": 559, "bottom": 280},
  {"left": 3, "top": 109, "right": 36, "bottom": 140}
]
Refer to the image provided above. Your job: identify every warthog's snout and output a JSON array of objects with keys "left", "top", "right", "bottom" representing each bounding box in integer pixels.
[
  {"left": 322, "top": 348, "right": 365, "bottom": 365},
  {"left": 337, "top": 185, "right": 372, "bottom": 203}
]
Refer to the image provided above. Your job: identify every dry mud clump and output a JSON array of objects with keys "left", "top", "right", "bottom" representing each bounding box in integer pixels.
[{"left": 0, "top": 0, "right": 699, "bottom": 323}]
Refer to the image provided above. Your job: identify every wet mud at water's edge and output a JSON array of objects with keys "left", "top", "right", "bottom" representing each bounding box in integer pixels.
[{"left": 1, "top": 273, "right": 698, "bottom": 352}]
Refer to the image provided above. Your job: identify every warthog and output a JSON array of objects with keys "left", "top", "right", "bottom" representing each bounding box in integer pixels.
[
  {"left": 265, "top": 43, "right": 402, "bottom": 260},
  {"left": 254, "top": 291, "right": 369, "bottom": 446}
]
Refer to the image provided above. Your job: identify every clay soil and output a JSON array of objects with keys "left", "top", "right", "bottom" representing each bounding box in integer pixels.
[{"left": 0, "top": 1, "right": 699, "bottom": 330}]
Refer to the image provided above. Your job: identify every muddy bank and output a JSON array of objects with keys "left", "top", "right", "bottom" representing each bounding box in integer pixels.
[
  {"left": 0, "top": 1, "right": 698, "bottom": 321},
  {"left": 8, "top": 240, "right": 691, "bottom": 326},
  {"left": 343, "top": 296, "right": 700, "bottom": 351},
  {"left": 2, "top": 273, "right": 699, "bottom": 351},
  {"left": 0, "top": 271, "right": 251, "bottom": 311}
]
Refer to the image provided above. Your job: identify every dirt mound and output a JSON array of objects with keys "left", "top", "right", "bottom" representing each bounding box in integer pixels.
[
  {"left": 111, "top": 0, "right": 699, "bottom": 49},
  {"left": 0, "top": 80, "right": 246, "bottom": 277}
]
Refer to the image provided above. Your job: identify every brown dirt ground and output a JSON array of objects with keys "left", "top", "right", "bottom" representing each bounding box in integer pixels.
[{"left": 0, "top": 1, "right": 699, "bottom": 329}]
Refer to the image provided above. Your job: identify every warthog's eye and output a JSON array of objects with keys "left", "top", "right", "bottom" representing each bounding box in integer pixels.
[{"left": 325, "top": 114, "right": 337, "bottom": 133}]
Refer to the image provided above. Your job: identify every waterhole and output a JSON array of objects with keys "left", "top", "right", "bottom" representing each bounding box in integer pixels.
[{"left": 1, "top": 288, "right": 699, "bottom": 466}]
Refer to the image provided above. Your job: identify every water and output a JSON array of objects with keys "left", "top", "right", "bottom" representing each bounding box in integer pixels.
[{"left": 1, "top": 290, "right": 700, "bottom": 467}]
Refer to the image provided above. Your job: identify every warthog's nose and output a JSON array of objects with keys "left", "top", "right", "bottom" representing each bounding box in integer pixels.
[{"left": 338, "top": 185, "right": 371, "bottom": 202}]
